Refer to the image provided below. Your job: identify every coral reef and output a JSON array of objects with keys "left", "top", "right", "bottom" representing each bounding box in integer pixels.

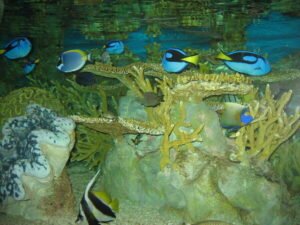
[
  {"left": 73, "top": 62, "right": 299, "bottom": 224},
  {"left": 0, "top": 87, "right": 66, "bottom": 128},
  {"left": 232, "top": 85, "right": 300, "bottom": 167},
  {"left": 0, "top": 104, "right": 76, "bottom": 220}
]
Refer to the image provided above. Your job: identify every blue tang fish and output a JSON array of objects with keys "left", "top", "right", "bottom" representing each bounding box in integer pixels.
[
  {"left": 162, "top": 48, "right": 199, "bottom": 73},
  {"left": 104, "top": 40, "right": 124, "bottom": 54},
  {"left": 76, "top": 169, "right": 119, "bottom": 225},
  {"left": 218, "top": 102, "right": 254, "bottom": 130},
  {"left": 23, "top": 59, "right": 39, "bottom": 75},
  {"left": 0, "top": 37, "right": 32, "bottom": 60},
  {"left": 216, "top": 50, "right": 271, "bottom": 76},
  {"left": 57, "top": 49, "right": 91, "bottom": 73}
]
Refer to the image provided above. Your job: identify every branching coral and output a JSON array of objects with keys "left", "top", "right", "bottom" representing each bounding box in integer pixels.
[
  {"left": 231, "top": 85, "right": 300, "bottom": 166},
  {"left": 80, "top": 62, "right": 255, "bottom": 169}
]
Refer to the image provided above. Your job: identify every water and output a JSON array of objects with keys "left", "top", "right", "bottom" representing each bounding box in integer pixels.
[{"left": 0, "top": 1, "right": 300, "bottom": 225}]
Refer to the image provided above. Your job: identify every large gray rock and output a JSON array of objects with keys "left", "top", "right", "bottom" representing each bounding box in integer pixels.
[{"left": 101, "top": 94, "right": 294, "bottom": 224}]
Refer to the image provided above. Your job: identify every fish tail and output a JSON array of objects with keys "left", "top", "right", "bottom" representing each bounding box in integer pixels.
[
  {"left": 0, "top": 49, "right": 6, "bottom": 55},
  {"left": 87, "top": 53, "right": 92, "bottom": 62},
  {"left": 216, "top": 51, "right": 232, "bottom": 61},
  {"left": 181, "top": 54, "right": 200, "bottom": 65},
  {"left": 86, "top": 169, "right": 101, "bottom": 193}
]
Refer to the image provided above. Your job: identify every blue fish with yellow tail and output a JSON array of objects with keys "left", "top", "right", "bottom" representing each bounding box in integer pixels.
[
  {"left": 57, "top": 49, "right": 92, "bottom": 73},
  {"left": 216, "top": 50, "right": 271, "bottom": 76},
  {"left": 162, "top": 48, "right": 199, "bottom": 73},
  {"left": 23, "top": 59, "right": 39, "bottom": 75},
  {"left": 0, "top": 37, "right": 32, "bottom": 60},
  {"left": 104, "top": 40, "right": 124, "bottom": 54},
  {"left": 218, "top": 102, "right": 253, "bottom": 130},
  {"left": 76, "top": 169, "right": 119, "bottom": 225}
]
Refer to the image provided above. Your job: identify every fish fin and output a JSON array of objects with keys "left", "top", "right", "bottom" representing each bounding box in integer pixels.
[
  {"left": 88, "top": 191, "right": 116, "bottom": 218},
  {"left": 87, "top": 53, "right": 92, "bottom": 62},
  {"left": 92, "top": 191, "right": 112, "bottom": 204},
  {"left": 181, "top": 54, "right": 199, "bottom": 65},
  {"left": 0, "top": 49, "right": 6, "bottom": 55},
  {"left": 110, "top": 199, "right": 119, "bottom": 212},
  {"left": 216, "top": 51, "right": 232, "bottom": 61},
  {"left": 81, "top": 196, "right": 100, "bottom": 225}
]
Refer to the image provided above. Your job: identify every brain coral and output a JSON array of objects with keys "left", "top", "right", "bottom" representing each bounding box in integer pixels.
[
  {"left": 0, "top": 87, "right": 66, "bottom": 128},
  {"left": 0, "top": 104, "right": 75, "bottom": 203}
]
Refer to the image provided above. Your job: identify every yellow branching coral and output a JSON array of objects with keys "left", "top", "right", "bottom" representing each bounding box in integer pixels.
[
  {"left": 232, "top": 84, "right": 300, "bottom": 166},
  {"left": 159, "top": 101, "right": 203, "bottom": 169}
]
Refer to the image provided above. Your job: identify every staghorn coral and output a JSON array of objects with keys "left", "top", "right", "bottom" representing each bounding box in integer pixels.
[
  {"left": 0, "top": 104, "right": 76, "bottom": 220},
  {"left": 231, "top": 85, "right": 300, "bottom": 166},
  {"left": 80, "top": 62, "right": 254, "bottom": 168}
]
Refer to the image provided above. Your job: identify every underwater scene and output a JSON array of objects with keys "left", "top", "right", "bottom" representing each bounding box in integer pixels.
[{"left": 0, "top": 0, "right": 300, "bottom": 225}]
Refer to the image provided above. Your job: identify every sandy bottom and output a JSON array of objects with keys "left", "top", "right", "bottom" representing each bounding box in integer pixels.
[{"left": 0, "top": 163, "right": 180, "bottom": 225}]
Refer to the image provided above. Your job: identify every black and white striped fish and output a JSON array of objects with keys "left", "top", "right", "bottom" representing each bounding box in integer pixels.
[{"left": 76, "top": 169, "right": 119, "bottom": 225}]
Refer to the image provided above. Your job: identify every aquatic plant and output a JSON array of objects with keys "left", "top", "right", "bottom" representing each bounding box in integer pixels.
[
  {"left": 71, "top": 125, "right": 113, "bottom": 169},
  {"left": 0, "top": 104, "right": 75, "bottom": 220}
]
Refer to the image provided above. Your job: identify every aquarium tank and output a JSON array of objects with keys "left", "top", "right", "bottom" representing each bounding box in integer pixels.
[{"left": 0, "top": 1, "right": 300, "bottom": 225}]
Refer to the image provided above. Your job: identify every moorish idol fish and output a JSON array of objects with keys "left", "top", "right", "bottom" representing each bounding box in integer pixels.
[
  {"left": 162, "top": 48, "right": 199, "bottom": 73},
  {"left": 216, "top": 50, "right": 271, "bottom": 76},
  {"left": 76, "top": 169, "right": 119, "bottom": 225},
  {"left": 23, "top": 58, "right": 39, "bottom": 75},
  {"left": 0, "top": 37, "right": 32, "bottom": 60},
  {"left": 218, "top": 102, "right": 254, "bottom": 130},
  {"left": 57, "top": 49, "right": 92, "bottom": 73},
  {"left": 104, "top": 40, "right": 124, "bottom": 54}
]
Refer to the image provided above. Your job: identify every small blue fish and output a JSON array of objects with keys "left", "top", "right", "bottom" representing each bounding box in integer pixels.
[
  {"left": 57, "top": 49, "right": 91, "bottom": 73},
  {"left": 162, "top": 48, "right": 199, "bottom": 73},
  {"left": 0, "top": 37, "right": 32, "bottom": 60},
  {"left": 216, "top": 50, "right": 271, "bottom": 76},
  {"left": 76, "top": 169, "right": 119, "bottom": 225},
  {"left": 218, "top": 102, "right": 254, "bottom": 130},
  {"left": 23, "top": 59, "right": 39, "bottom": 75},
  {"left": 104, "top": 40, "right": 124, "bottom": 54}
]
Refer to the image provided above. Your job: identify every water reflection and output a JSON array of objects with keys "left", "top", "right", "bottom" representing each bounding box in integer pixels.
[{"left": 0, "top": 0, "right": 300, "bottom": 95}]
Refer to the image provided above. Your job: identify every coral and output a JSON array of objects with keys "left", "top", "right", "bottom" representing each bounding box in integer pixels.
[
  {"left": 72, "top": 62, "right": 298, "bottom": 224},
  {"left": 0, "top": 104, "right": 76, "bottom": 220},
  {"left": 231, "top": 85, "right": 300, "bottom": 166},
  {"left": 71, "top": 114, "right": 164, "bottom": 136},
  {"left": 0, "top": 87, "right": 66, "bottom": 128},
  {"left": 83, "top": 62, "right": 254, "bottom": 101},
  {"left": 71, "top": 125, "right": 114, "bottom": 169},
  {"left": 81, "top": 62, "right": 254, "bottom": 168}
]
